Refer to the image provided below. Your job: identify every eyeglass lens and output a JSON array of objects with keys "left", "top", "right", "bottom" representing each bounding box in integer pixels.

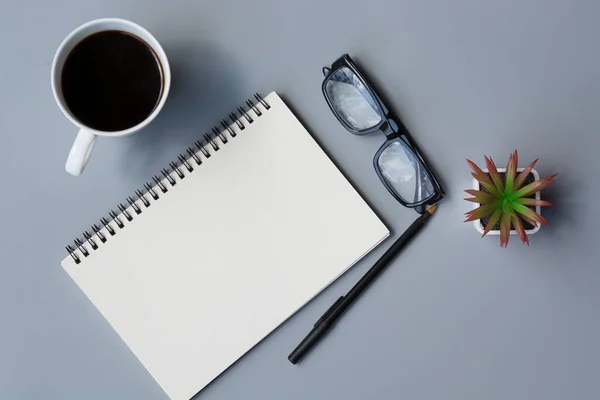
[
  {"left": 377, "top": 140, "right": 435, "bottom": 204},
  {"left": 325, "top": 67, "right": 382, "bottom": 130}
]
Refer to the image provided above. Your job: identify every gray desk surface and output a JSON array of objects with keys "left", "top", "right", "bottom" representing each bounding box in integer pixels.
[{"left": 2, "top": 0, "right": 599, "bottom": 399}]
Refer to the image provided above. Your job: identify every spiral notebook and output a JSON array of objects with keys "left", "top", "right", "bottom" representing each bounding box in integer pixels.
[{"left": 61, "top": 92, "right": 389, "bottom": 400}]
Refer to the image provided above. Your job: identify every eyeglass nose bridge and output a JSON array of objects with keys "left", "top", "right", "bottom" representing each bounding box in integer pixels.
[{"left": 379, "top": 118, "right": 400, "bottom": 140}]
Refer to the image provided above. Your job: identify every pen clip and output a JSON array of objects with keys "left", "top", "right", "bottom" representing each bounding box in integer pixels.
[{"left": 315, "top": 296, "right": 345, "bottom": 326}]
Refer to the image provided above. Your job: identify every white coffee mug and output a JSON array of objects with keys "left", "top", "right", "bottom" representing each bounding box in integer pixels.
[{"left": 51, "top": 18, "right": 171, "bottom": 176}]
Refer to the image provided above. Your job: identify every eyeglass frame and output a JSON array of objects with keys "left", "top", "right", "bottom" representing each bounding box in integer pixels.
[{"left": 322, "top": 54, "right": 445, "bottom": 212}]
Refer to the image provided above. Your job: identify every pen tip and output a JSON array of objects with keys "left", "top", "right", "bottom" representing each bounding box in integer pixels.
[{"left": 427, "top": 205, "right": 438, "bottom": 215}]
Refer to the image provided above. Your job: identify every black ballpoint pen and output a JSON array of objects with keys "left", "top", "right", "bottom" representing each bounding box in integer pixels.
[{"left": 288, "top": 205, "right": 438, "bottom": 364}]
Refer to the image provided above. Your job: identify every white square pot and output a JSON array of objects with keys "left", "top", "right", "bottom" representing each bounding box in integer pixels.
[{"left": 472, "top": 168, "right": 541, "bottom": 236}]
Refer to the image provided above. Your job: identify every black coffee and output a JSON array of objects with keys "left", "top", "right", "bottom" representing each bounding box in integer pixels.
[{"left": 61, "top": 30, "right": 163, "bottom": 132}]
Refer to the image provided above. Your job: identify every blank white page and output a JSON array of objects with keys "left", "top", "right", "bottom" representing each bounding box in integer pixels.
[{"left": 62, "top": 92, "right": 389, "bottom": 400}]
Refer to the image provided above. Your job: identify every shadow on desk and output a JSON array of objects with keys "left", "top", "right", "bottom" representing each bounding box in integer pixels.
[{"left": 120, "top": 40, "right": 245, "bottom": 182}]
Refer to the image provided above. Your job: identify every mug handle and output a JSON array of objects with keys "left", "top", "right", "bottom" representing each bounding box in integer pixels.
[{"left": 65, "top": 129, "right": 97, "bottom": 176}]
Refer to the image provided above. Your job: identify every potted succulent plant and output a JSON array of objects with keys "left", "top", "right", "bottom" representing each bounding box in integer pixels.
[{"left": 464, "top": 150, "right": 557, "bottom": 247}]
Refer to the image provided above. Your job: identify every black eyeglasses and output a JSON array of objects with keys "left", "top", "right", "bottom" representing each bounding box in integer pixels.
[{"left": 322, "top": 54, "right": 445, "bottom": 213}]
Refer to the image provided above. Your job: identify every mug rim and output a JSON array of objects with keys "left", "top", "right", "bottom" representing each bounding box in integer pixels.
[{"left": 51, "top": 18, "right": 171, "bottom": 137}]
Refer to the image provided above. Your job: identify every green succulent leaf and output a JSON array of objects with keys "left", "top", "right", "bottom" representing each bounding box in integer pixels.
[
  {"left": 484, "top": 156, "right": 504, "bottom": 193},
  {"left": 471, "top": 174, "right": 503, "bottom": 197},
  {"left": 513, "top": 198, "right": 554, "bottom": 207},
  {"left": 499, "top": 212, "right": 511, "bottom": 248},
  {"left": 465, "top": 197, "right": 493, "bottom": 204},
  {"left": 513, "top": 158, "right": 538, "bottom": 190},
  {"left": 504, "top": 150, "right": 518, "bottom": 193},
  {"left": 514, "top": 174, "right": 557, "bottom": 198},
  {"left": 511, "top": 213, "right": 529, "bottom": 245},
  {"left": 464, "top": 189, "right": 497, "bottom": 204},
  {"left": 464, "top": 204, "right": 497, "bottom": 222},
  {"left": 467, "top": 159, "right": 501, "bottom": 197},
  {"left": 516, "top": 212, "right": 539, "bottom": 228},
  {"left": 512, "top": 203, "right": 550, "bottom": 226},
  {"left": 481, "top": 208, "right": 502, "bottom": 237}
]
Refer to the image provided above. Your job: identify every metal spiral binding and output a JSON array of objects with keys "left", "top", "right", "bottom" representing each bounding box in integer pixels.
[
  {"left": 65, "top": 93, "right": 271, "bottom": 264},
  {"left": 204, "top": 134, "right": 219, "bottom": 151},
  {"left": 221, "top": 120, "right": 236, "bottom": 137}
]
